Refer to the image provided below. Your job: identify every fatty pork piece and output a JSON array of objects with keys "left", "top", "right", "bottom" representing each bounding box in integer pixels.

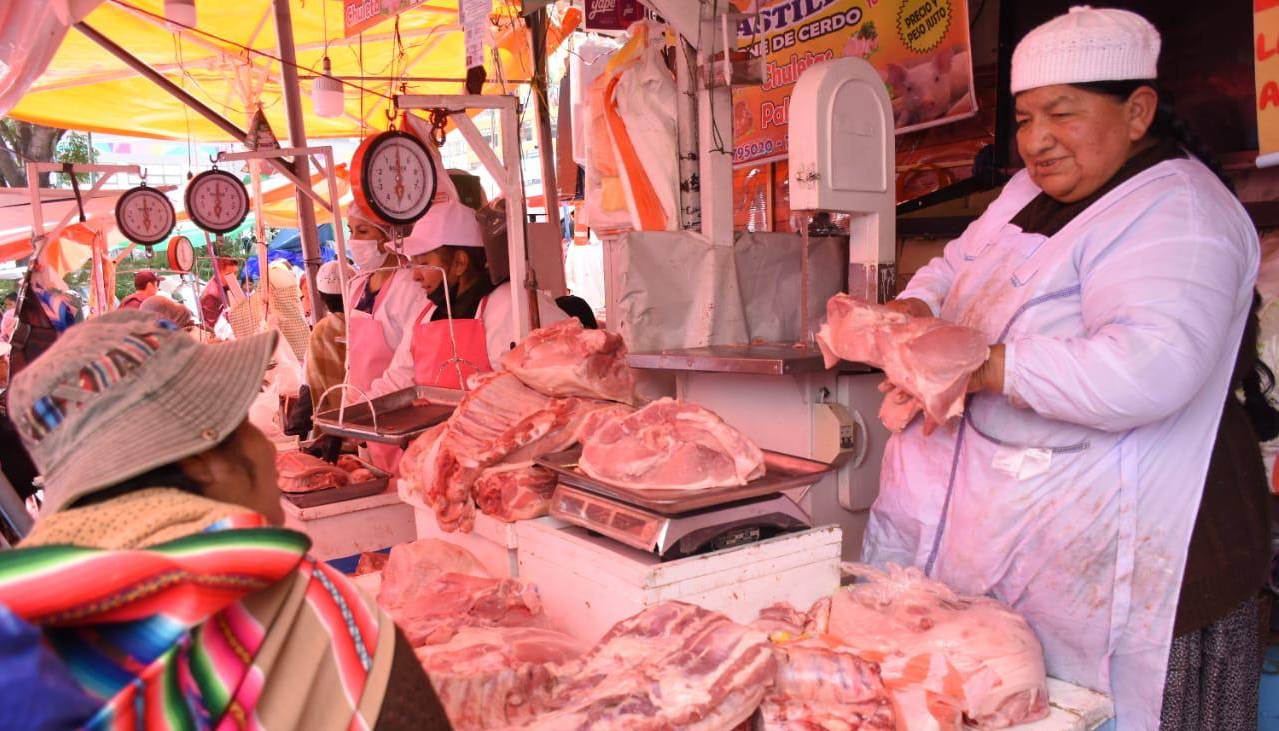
[
  {"left": 416, "top": 627, "right": 587, "bottom": 730},
  {"left": 752, "top": 601, "right": 895, "bottom": 730},
  {"left": 393, "top": 572, "right": 546, "bottom": 647},
  {"left": 579, "top": 398, "right": 765, "bottom": 491},
  {"left": 275, "top": 452, "right": 349, "bottom": 493},
  {"left": 518, "top": 602, "right": 777, "bottom": 731},
  {"left": 500, "top": 319, "right": 636, "bottom": 403},
  {"left": 377, "top": 538, "right": 491, "bottom": 611},
  {"left": 816, "top": 294, "right": 988, "bottom": 427},
  {"left": 830, "top": 564, "right": 1050, "bottom": 730},
  {"left": 473, "top": 463, "right": 558, "bottom": 522}
]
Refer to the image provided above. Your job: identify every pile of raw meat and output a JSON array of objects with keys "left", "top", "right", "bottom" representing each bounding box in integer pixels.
[
  {"left": 276, "top": 452, "right": 375, "bottom": 492},
  {"left": 375, "top": 539, "right": 775, "bottom": 730},
  {"left": 815, "top": 294, "right": 988, "bottom": 432},
  {"left": 400, "top": 321, "right": 639, "bottom": 531},
  {"left": 371, "top": 540, "right": 1048, "bottom": 730},
  {"left": 757, "top": 563, "right": 1049, "bottom": 730}
]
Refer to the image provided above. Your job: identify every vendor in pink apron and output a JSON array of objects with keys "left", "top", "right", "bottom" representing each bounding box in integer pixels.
[
  {"left": 367, "top": 201, "right": 496, "bottom": 472},
  {"left": 342, "top": 203, "right": 429, "bottom": 471},
  {"left": 865, "top": 8, "right": 1267, "bottom": 729}
]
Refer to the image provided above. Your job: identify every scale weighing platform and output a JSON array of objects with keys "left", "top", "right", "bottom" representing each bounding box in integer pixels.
[{"left": 537, "top": 448, "right": 834, "bottom": 559}]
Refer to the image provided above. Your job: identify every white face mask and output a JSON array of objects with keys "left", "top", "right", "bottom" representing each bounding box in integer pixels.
[{"left": 348, "top": 239, "right": 385, "bottom": 272}]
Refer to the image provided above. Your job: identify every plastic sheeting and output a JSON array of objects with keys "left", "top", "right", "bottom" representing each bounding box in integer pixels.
[
  {"left": 0, "top": 0, "right": 102, "bottom": 116},
  {"left": 604, "top": 230, "right": 848, "bottom": 353}
]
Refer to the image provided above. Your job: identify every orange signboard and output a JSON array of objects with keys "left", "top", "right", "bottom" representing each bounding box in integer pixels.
[
  {"left": 343, "top": 0, "right": 430, "bottom": 37},
  {"left": 732, "top": 0, "right": 976, "bottom": 166}
]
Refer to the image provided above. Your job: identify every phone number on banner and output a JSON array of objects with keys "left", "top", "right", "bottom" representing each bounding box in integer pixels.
[{"left": 734, "top": 138, "right": 788, "bottom": 164}]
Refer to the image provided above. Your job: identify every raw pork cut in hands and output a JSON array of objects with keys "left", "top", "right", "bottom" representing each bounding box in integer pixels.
[
  {"left": 473, "top": 464, "right": 558, "bottom": 522},
  {"left": 416, "top": 627, "right": 586, "bottom": 730},
  {"left": 500, "top": 319, "right": 636, "bottom": 403},
  {"left": 816, "top": 294, "right": 988, "bottom": 428},
  {"left": 275, "top": 452, "right": 349, "bottom": 493},
  {"left": 519, "top": 602, "right": 777, "bottom": 730},
  {"left": 579, "top": 398, "right": 765, "bottom": 491},
  {"left": 830, "top": 564, "right": 1049, "bottom": 729}
]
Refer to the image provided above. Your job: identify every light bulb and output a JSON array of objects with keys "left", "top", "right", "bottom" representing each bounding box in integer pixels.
[
  {"left": 164, "top": 0, "right": 196, "bottom": 28},
  {"left": 312, "top": 57, "right": 344, "bottom": 119}
]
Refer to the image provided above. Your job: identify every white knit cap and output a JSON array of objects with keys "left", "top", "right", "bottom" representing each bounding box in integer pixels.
[
  {"left": 1011, "top": 6, "right": 1160, "bottom": 94},
  {"left": 400, "top": 200, "right": 484, "bottom": 257},
  {"left": 316, "top": 260, "right": 353, "bottom": 295}
]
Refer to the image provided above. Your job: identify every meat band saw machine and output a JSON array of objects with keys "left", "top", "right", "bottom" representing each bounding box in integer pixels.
[{"left": 542, "top": 49, "right": 896, "bottom": 564}]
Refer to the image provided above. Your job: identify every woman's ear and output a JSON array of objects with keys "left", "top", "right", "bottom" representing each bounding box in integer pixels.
[
  {"left": 452, "top": 249, "right": 472, "bottom": 278},
  {"left": 176, "top": 450, "right": 215, "bottom": 490},
  {"left": 1127, "top": 86, "right": 1159, "bottom": 142}
]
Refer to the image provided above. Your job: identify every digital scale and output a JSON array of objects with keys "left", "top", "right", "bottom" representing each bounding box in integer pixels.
[{"left": 537, "top": 448, "right": 833, "bottom": 560}]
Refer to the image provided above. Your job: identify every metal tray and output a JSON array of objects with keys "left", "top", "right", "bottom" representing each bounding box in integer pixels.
[
  {"left": 313, "top": 386, "right": 463, "bottom": 445},
  {"left": 281, "top": 457, "right": 390, "bottom": 508},
  {"left": 536, "top": 447, "right": 834, "bottom": 516}
]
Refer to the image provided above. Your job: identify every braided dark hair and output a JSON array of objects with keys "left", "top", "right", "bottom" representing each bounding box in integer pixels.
[
  {"left": 1071, "top": 80, "right": 1235, "bottom": 193},
  {"left": 1074, "top": 80, "right": 1279, "bottom": 438}
]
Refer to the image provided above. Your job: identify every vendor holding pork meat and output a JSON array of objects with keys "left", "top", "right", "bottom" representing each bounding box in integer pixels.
[{"left": 865, "top": 7, "right": 1271, "bottom": 729}]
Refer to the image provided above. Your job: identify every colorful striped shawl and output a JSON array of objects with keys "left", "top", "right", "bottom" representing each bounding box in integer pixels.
[{"left": 0, "top": 516, "right": 392, "bottom": 730}]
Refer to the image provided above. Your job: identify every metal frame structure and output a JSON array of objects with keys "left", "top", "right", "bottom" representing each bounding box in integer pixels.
[
  {"left": 216, "top": 145, "right": 349, "bottom": 325},
  {"left": 395, "top": 93, "right": 536, "bottom": 341}
]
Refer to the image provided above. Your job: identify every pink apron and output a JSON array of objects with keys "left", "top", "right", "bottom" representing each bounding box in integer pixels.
[
  {"left": 346, "top": 277, "right": 400, "bottom": 473},
  {"left": 371, "top": 296, "right": 493, "bottom": 475},
  {"left": 411, "top": 295, "right": 493, "bottom": 389}
]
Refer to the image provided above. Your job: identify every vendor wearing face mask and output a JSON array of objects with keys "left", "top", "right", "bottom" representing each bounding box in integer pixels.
[{"left": 343, "top": 202, "right": 429, "bottom": 403}]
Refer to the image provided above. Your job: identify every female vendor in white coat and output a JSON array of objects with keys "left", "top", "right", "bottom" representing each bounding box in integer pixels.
[
  {"left": 368, "top": 200, "right": 568, "bottom": 401},
  {"left": 865, "top": 8, "right": 1264, "bottom": 729},
  {"left": 343, "top": 202, "right": 429, "bottom": 401}
]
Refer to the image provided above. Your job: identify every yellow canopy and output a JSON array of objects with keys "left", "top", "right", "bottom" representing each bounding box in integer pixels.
[{"left": 10, "top": 0, "right": 578, "bottom": 141}]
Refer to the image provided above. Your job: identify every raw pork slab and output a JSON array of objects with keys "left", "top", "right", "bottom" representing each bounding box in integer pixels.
[
  {"left": 378, "top": 538, "right": 491, "bottom": 611},
  {"left": 517, "top": 601, "right": 777, "bottom": 731},
  {"left": 829, "top": 564, "right": 1049, "bottom": 729},
  {"left": 500, "top": 319, "right": 636, "bottom": 403},
  {"left": 474, "top": 463, "right": 558, "bottom": 522},
  {"left": 392, "top": 572, "right": 546, "bottom": 647},
  {"left": 417, "top": 627, "right": 586, "bottom": 730},
  {"left": 579, "top": 398, "right": 765, "bottom": 491},
  {"left": 275, "top": 452, "right": 349, "bottom": 493},
  {"left": 816, "top": 294, "right": 988, "bottom": 427}
]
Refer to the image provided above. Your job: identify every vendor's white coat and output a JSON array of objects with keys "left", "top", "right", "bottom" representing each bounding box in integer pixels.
[{"left": 867, "top": 159, "right": 1259, "bottom": 730}]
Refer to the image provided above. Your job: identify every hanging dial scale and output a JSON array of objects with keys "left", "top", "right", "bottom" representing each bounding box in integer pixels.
[
  {"left": 185, "top": 167, "right": 250, "bottom": 234},
  {"left": 351, "top": 129, "right": 437, "bottom": 225},
  {"left": 114, "top": 183, "right": 176, "bottom": 246}
]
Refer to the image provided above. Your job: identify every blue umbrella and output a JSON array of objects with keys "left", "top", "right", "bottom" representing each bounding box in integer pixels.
[{"left": 243, "top": 224, "right": 337, "bottom": 280}]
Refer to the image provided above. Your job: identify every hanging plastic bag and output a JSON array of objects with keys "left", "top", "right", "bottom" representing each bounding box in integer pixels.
[{"left": 608, "top": 20, "right": 679, "bottom": 231}]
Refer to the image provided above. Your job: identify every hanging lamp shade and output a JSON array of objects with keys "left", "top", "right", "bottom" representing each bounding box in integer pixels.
[
  {"left": 312, "top": 57, "right": 344, "bottom": 118},
  {"left": 163, "top": 0, "right": 196, "bottom": 28}
]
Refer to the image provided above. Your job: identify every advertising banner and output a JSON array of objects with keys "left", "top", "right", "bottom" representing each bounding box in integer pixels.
[
  {"left": 731, "top": 0, "right": 976, "bottom": 166},
  {"left": 1256, "top": 0, "right": 1279, "bottom": 168},
  {"left": 584, "top": 0, "right": 645, "bottom": 32},
  {"left": 343, "top": 0, "right": 429, "bottom": 37}
]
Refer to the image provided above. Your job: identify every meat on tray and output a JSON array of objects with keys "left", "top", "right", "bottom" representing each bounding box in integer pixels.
[
  {"left": 378, "top": 538, "right": 491, "bottom": 609},
  {"left": 400, "top": 372, "right": 633, "bottom": 533},
  {"left": 354, "top": 551, "right": 389, "bottom": 576},
  {"left": 500, "top": 319, "right": 636, "bottom": 404},
  {"left": 816, "top": 294, "right": 988, "bottom": 430},
  {"left": 828, "top": 564, "right": 1049, "bottom": 729},
  {"left": 276, "top": 452, "right": 349, "bottom": 493},
  {"left": 416, "top": 627, "right": 586, "bottom": 730},
  {"left": 578, "top": 398, "right": 765, "bottom": 491},
  {"left": 517, "top": 602, "right": 777, "bottom": 730},
  {"left": 335, "top": 454, "right": 365, "bottom": 472},
  {"left": 473, "top": 463, "right": 558, "bottom": 522}
]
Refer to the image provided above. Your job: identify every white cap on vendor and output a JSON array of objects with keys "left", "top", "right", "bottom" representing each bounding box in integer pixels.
[
  {"left": 316, "top": 260, "right": 353, "bottom": 295},
  {"left": 346, "top": 200, "right": 382, "bottom": 227},
  {"left": 400, "top": 200, "right": 484, "bottom": 257},
  {"left": 1010, "top": 6, "right": 1161, "bottom": 94}
]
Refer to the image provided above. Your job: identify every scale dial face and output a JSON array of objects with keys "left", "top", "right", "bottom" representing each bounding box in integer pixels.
[
  {"left": 185, "top": 169, "right": 250, "bottom": 234},
  {"left": 353, "top": 130, "right": 437, "bottom": 225},
  {"left": 167, "top": 235, "right": 196, "bottom": 273},
  {"left": 114, "top": 186, "right": 176, "bottom": 246}
]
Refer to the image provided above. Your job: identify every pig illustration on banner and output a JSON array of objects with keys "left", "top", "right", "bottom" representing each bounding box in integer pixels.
[{"left": 883, "top": 46, "right": 974, "bottom": 128}]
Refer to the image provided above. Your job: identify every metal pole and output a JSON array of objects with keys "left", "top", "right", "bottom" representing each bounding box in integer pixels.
[
  {"left": 72, "top": 21, "right": 321, "bottom": 200},
  {"left": 528, "top": 8, "right": 560, "bottom": 237},
  {"left": 272, "top": 0, "right": 324, "bottom": 317}
]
